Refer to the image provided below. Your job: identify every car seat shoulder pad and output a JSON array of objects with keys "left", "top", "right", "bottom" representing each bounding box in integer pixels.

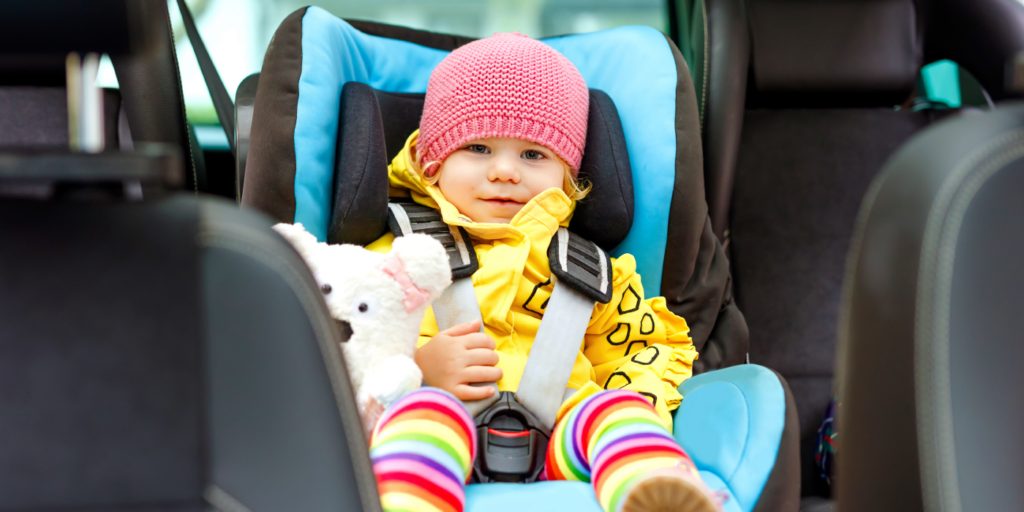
[
  {"left": 386, "top": 201, "right": 611, "bottom": 303},
  {"left": 387, "top": 201, "right": 478, "bottom": 279},
  {"left": 547, "top": 227, "right": 613, "bottom": 304}
]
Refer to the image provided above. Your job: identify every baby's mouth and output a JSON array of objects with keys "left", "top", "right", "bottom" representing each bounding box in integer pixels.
[{"left": 482, "top": 197, "right": 524, "bottom": 206}]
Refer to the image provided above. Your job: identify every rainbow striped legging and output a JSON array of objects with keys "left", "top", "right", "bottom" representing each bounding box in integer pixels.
[{"left": 369, "top": 388, "right": 699, "bottom": 512}]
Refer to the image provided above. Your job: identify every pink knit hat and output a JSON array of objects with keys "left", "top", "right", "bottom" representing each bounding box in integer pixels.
[{"left": 417, "top": 32, "right": 590, "bottom": 176}]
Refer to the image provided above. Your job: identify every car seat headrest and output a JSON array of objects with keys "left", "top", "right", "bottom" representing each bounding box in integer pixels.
[
  {"left": 243, "top": 9, "right": 701, "bottom": 296},
  {"left": 0, "top": 0, "right": 161, "bottom": 84},
  {"left": 748, "top": 0, "right": 921, "bottom": 107},
  {"left": 329, "top": 84, "right": 633, "bottom": 251}
]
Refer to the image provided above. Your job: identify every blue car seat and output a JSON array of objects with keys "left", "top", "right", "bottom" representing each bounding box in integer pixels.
[{"left": 239, "top": 8, "right": 799, "bottom": 512}]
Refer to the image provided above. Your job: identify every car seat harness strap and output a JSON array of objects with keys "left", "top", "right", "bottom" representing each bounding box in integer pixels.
[
  {"left": 387, "top": 203, "right": 613, "bottom": 483},
  {"left": 515, "top": 227, "right": 613, "bottom": 428},
  {"left": 388, "top": 203, "right": 500, "bottom": 416}
]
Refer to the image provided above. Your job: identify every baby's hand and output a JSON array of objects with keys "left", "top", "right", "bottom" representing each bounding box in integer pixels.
[{"left": 415, "top": 319, "right": 503, "bottom": 400}]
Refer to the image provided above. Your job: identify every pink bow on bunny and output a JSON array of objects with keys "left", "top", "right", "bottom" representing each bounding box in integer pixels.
[{"left": 377, "top": 252, "right": 432, "bottom": 312}]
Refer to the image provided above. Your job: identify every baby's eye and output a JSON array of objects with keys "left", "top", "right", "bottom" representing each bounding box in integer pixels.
[
  {"left": 522, "top": 149, "right": 546, "bottom": 160},
  {"left": 466, "top": 144, "right": 490, "bottom": 154}
]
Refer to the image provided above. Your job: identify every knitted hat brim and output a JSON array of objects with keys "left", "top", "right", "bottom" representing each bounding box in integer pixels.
[{"left": 420, "top": 114, "right": 584, "bottom": 176}]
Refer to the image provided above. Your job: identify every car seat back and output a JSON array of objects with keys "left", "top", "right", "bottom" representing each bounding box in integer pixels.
[
  {"left": 241, "top": 9, "right": 749, "bottom": 371},
  {"left": 721, "top": 0, "right": 1024, "bottom": 504},
  {"left": 0, "top": 193, "right": 379, "bottom": 512},
  {"left": 0, "top": 0, "right": 203, "bottom": 189},
  {"left": 727, "top": 0, "right": 930, "bottom": 501},
  {"left": 0, "top": 6, "right": 379, "bottom": 508},
  {"left": 837, "top": 103, "right": 1024, "bottom": 512}
]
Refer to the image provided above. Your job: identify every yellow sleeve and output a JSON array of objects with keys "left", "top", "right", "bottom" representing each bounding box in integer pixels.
[
  {"left": 416, "top": 305, "right": 440, "bottom": 348},
  {"left": 365, "top": 232, "right": 395, "bottom": 254},
  {"left": 583, "top": 254, "right": 698, "bottom": 429}
]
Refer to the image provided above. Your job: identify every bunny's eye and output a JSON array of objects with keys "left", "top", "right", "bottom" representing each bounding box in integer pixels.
[
  {"left": 320, "top": 283, "right": 332, "bottom": 295},
  {"left": 352, "top": 293, "right": 379, "bottom": 318}
]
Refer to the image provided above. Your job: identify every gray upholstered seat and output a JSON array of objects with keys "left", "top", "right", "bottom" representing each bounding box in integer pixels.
[
  {"left": 0, "top": 3, "right": 380, "bottom": 510},
  {"left": 837, "top": 102, "right": 1024, "bottom": 512}
]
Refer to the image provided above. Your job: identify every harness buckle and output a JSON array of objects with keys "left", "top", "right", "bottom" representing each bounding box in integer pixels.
[{"left": 472, "top": 391, "right": 550, "bottom": 483}]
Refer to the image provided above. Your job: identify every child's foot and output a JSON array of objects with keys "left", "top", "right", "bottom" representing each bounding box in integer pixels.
[{"left": 620, "top": 468, "right": 723, "bottom": 512}]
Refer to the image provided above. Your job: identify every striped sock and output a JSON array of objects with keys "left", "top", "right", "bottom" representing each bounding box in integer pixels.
[
  {"left": 370, "top": 388, "right": 477, "bottom": 512},
  {"left": 545, "top": 390, "right": 702, "bottom": 512}
]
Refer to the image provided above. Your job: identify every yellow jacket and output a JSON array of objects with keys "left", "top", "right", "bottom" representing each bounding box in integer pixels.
[{"left": 367, "top": 131, "right": 698, "bottom": 428}]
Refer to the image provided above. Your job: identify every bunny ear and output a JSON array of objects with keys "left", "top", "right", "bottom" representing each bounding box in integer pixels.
[
  {"left": 387, "top": 234, "right": 453, "bottom": 300},
  {"left": 272, "top": 223, "right": 322, "bottom": 263}
]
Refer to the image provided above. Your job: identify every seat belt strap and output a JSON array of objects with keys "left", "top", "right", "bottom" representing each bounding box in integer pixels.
[
  {"left": 387, "top": 202, "right": 499, "bottom": 414},
  {"left": 515, "top": 227, "right": 613, "bottom": 428},
  {"left": 174, "top": 0, "right": 236, "bottom": 156}
]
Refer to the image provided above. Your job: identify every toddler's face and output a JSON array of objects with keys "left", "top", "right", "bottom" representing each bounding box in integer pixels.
[{"left": 436, "top": 137, "right": 565, "bottom": 224}]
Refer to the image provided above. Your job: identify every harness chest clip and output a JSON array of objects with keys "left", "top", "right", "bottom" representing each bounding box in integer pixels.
[{"left": 471, "top": 391, "right": 550, "bottom": 483}]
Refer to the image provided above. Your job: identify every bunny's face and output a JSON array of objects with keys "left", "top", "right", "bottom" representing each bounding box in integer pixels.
[
  {"left": 311, "top": 244, "right": 408, "bottom": 348},
  {"left": 272, "top": 223, "right": 452, "bottom": 397}
]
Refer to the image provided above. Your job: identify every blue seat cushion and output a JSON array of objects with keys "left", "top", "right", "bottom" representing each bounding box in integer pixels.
[
  {"left": 465, "top": 365, "right": 786, "bottom": 512},
  {"left": 675, "top": 365, "right": 787, "bottom": 512},
  {"left": 466, "top": 482, "right": 600, "bottom": 511}
]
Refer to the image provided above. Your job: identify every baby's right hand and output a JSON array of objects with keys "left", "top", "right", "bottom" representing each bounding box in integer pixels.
[{"left": 415, "top": 320, "right": 503, "bottom": 400}]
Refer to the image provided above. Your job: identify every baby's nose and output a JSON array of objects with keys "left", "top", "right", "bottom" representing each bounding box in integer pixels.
[{"left": 490, "top": 157, "right": 520, "bottom": 182}]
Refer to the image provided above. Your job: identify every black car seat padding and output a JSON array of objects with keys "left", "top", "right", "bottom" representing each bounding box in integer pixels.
[
  {"left": 328, "top": 82, "right": 390, "bottom": 247},
  {"left": 108, "top": 0, "right": 200, "bottom": 190},
  {"left": 331, "top": 82, "right": 634, "bottom": 251}
]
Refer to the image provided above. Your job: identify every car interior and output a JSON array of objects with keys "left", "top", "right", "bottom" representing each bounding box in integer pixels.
[{"left": 1, "top": 1, "right": 1021, "bottom": 511}]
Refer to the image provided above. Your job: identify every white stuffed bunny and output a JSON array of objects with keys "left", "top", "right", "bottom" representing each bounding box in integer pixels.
[{"left": 273, "top": 222, "right": 451, "bottom": 433}]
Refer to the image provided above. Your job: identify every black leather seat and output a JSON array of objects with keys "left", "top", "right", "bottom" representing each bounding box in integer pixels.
[
  {"left": 837, "top": 103, "right": 1024, "bottom": 512},
  {"left": 670, "top": 0, "right": 750, "bottom": 242},
  {"left": 0, "top": 4, "right": 379, "bottom": 510}
]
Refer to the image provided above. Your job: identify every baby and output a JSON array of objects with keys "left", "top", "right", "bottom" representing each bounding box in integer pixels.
[{"left": 365, "top": 33, "right": 721, "bottom": 512}]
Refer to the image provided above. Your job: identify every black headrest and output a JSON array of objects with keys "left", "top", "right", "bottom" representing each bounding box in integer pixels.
[
  {"left": 747, "top": 0, "right": 921, "bottom": 107},
  {"left": 329, "top": 82, "right": 634, "bottom": 251},
  {"left": 0, "top": 0, "right": 162, "bottom": 85}
]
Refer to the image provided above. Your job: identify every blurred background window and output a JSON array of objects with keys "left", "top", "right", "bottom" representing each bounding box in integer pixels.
[{"left": 98, "top": 0, "right": 668, "bottom": 147}]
